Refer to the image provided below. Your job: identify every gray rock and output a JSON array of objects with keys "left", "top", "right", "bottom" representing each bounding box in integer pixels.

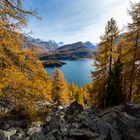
[
  {"left": 42, "top": 121, "right": 49, "bottom": 134},
  {"left": 30, "top": 132, "right": 46, "bottom": 140},
  {"left": 66, "top": 101, "right": 84, "bottom": 115},
  {"left": 10, "top": 133, "right": 25, "bottom": 140},
  {"left": 58, "top": 105, "right": 64, "bottom": 110},
  {"left": 109, "top": 121, "right": 122, "bottom": 140},
  {"left": 71, "top": 110, "right": 109, "bottom": 137},
  {"left": 27, "top": 124, "right": 42, "bottom": 136},
  {"left": 125, "top": 103, "right": 140, "bottom": 119},
  {"left": 3, "top": 128, "right": 17, "bottom": 140},
  {"left": 46, "top": 132, "right": 56, "bottom": 140},
  {"left": 52, "top": 129, "right": 63, "bottom": 140},
  {"left": 66, "top": 129, "right": 99, "bottom": 139},
  {"left": 49, "top": 115, "right": 64, "bottom": 131},
  {"left": 64, "top": 101, "right": 84, "bottom": 122},
  {"left": 63, "top": 137, "right": 75, "bottom": 140},
  {"left": 1, "top": 102, "right": 140, "bottom": 140},
  {"left": 0, "top": 130, "right": 6, "bottom": 140},
  {"left": 116, "top": 111, "right": 140, "bottom": 140}
]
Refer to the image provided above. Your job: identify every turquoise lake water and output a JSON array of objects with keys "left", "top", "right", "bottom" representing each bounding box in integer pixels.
[{"left": 45, "top": 60, "right": 94, "bottom": 87}]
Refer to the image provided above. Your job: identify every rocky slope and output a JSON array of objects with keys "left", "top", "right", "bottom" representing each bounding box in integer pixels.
[{"left": 0, "top": 102, "right": 140, "bottom": 140}]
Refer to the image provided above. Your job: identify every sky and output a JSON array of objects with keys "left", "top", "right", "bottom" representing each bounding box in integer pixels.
[{"left": 24, "top": 0, "right": 139, "bottom": 44}]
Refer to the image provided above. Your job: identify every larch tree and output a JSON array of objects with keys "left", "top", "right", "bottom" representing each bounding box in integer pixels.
[
  {"left": 75, "top": 88, "right": 85, "bottom": 107},
  {"left": 92, "top": 18, "right": 120, "bottom": 107},
  {"left": 52, "top": 68, "right": 70, "bottom": 105},
  {"left": 0, "top": 0, "right": 52, "bottom": 118},
  {"left": 117, "top": 2, "right": 140, "bottom": 103},
  {"left": 127, "top": 2, "right": 140, "bottom": 102},
  {"left": 69, "top": 82, "right": 79, "bottom": 100}
]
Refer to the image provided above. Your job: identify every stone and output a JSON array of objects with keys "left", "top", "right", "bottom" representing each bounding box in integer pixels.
[
  {"left": 0, "top": 130, "right": 6, "bottom": 140},
  {"left": 64, "top": 101, "right": 84, "bottom": 122},
  {"left": 116, "top": 111, "right": 140, "bottom": 140},
  {"left": 63, "top": 137, "right": 75, "bottom": 140},
  {"left": 3, "top": 128, "right": 17, "bottom": 140},
  {"left": 30, "top": 132, "right": 46, "bottom": 140},
  {"left": 10, "top": 133, "right": 25, "bottom": 140},
  {"left": 46, "top": 132, "right": 56, "bottom": 140},
  {"left": 0, "top": 102, "right": 140, "bottom": 140},
  {"left": 65, "top": 101, "right": 84, "bottom": 116},
  {"left": 42, "top": 121, "right": 50, "bottom": 134},
  {"left": 109, "top": 121, "right": 122, "bottom": 140},
  {"left": 125, "top": 103, "right": 140, "bottom": 118},
  {"left": 27, "top": 124, "right": 42, "bottom": 136},
  {"left": 58, "top": 105, "right": 64, "bottom": 110},
  {"left": 52, "top": 129, "right": 62, "bottom": 140},
  {"left": 66, "top": 129, "right": 99, "bottom": 139},
  {"left": 49, "top": 115, "right": 63, "bottom": 131}
]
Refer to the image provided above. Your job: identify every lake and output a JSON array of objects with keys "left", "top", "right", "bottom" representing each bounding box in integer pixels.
[{"left": 45, "top": 60, "right": 94, "bottom": 87}]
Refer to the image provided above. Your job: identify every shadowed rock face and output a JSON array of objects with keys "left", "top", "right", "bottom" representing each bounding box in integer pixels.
[
  {"left": 64, "top": 101, "right": 84, "bottom": 122},
  {"left": 0, "top": 102, "right": 140, "bottom": 140}
]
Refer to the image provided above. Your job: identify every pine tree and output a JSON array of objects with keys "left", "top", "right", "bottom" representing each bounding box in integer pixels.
[{"left": 105, "top": 58, "right": 123, "bottom": 107}]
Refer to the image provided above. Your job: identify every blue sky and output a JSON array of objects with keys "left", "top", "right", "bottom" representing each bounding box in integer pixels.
[{"left": 24, "top": 0, "right": 139, "bottom": 44}]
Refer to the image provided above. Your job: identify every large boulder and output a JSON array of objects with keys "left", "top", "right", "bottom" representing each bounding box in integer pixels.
[
  {"left": 64, "top": 101, "right": 84, "bottom": 122},
  {"left": 116, "top": 111, "right": 140, "bottom": 140},
  {"left": 125, "top": 103, "right": 140, "bottom": 118},
  {"left": 49, "top": 115, "right": 62, "bottom": 131}
]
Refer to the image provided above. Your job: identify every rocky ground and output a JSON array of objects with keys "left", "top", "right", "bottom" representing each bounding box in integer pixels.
[{"left": 0, "top": 101, "right": 140, "bottom": 140}]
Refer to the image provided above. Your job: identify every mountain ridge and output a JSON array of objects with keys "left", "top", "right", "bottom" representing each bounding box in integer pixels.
[
  {"left": 22, "top": 35, "right": 97, "bottom": 60},
  {"left": 40, "top": 41, "right": 97, "bottom": 60}
]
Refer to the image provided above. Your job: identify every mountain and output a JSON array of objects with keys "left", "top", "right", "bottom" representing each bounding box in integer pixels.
[
  {"left": 40, "top": 41, "right": 97, "bottom": 60},
  {"left": 84, "top": 41, "right": 97, "bottom": 50},
  {"left": 23, "top": 35, "right": 60, "bottom": 52},
  {"left": 56, "top": 41, "right": 96, "bottom": 51},
  {"left": 22, "top": 35, "right": 97, "bottom": 60},
  {"left": 58, "top": 42, "right": 65, "bottom": 47}
]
